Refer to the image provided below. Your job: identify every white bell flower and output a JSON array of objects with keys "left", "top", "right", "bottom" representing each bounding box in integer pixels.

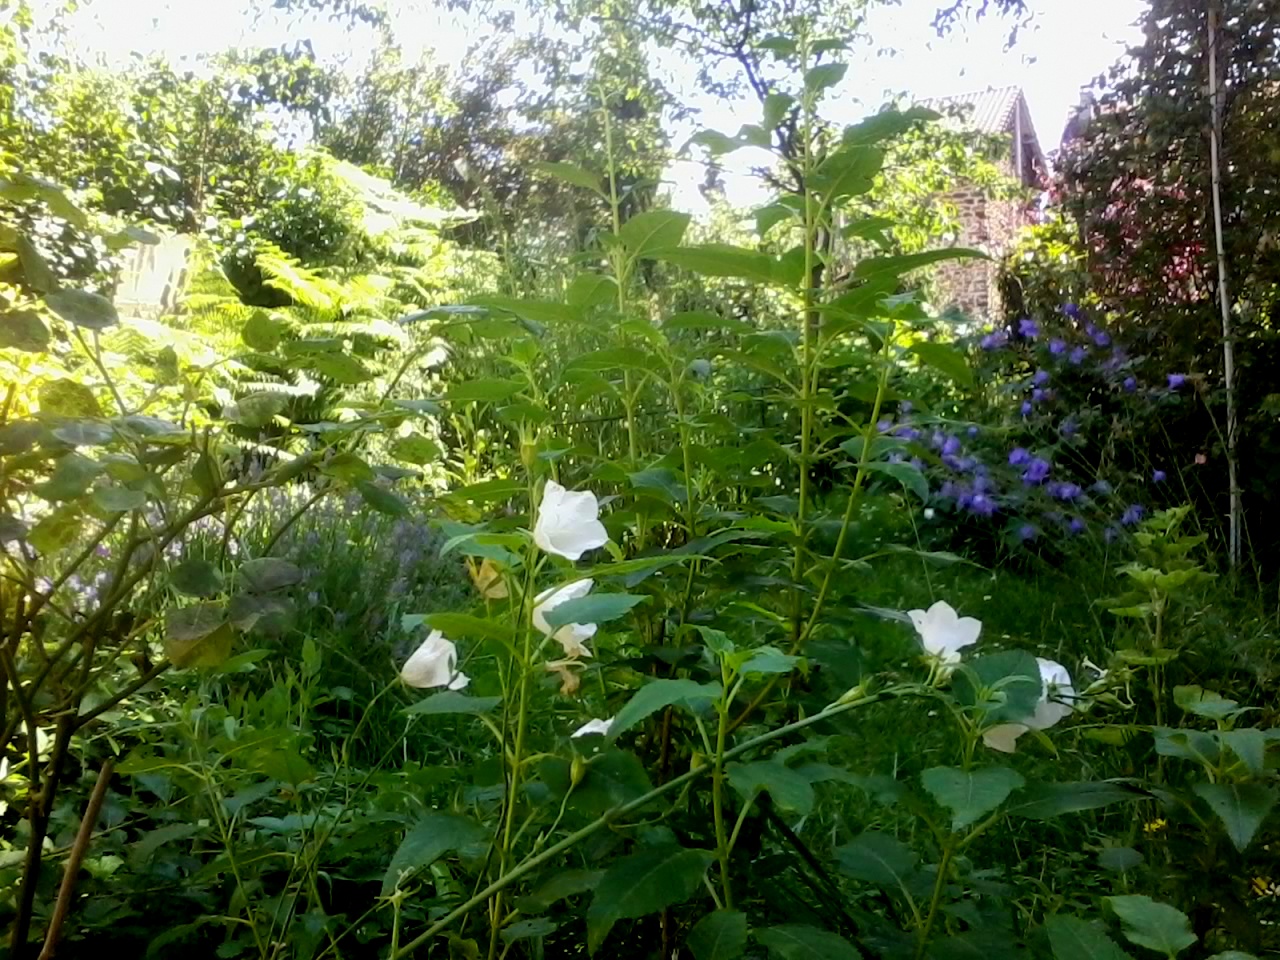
[
  {"left": 571, "top": 717, "right": 614, "bottom": 738},
  {"left": 907, "top": 600, "right": 981, "bottom": 667},
  {"left": 983, "top": 657, "right": 1076, "bottom": 753},
  {"left": 533, "top": 579, "right": 597, "bottom": 659},
  {"left": 533, "top": 480, "right": 608, "bottom": 561},
  {"left": 401, "top": 630, "right": 470, "bottom": 691}
]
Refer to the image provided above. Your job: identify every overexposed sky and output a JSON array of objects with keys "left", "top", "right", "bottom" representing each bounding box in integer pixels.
[{"left": 59, "top": 0, "right": 1145, "bottom": 215}]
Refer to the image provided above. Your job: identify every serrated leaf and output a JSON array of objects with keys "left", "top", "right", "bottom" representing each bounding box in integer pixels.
[
  {"left": 566, "top": 272, "right": 618, "bottom": 310},
  {"left": 811, "top": 145, "right": 883, "bottom": 200},
  {"left": 38, "top": 380, "right": 101, "bottom": 418},
  {"left": 835, "top": 830, "right": 919, "bottom": 889},
  {"left": 1192, "top": 782, "right": 1277, "bottom": 852},
  {"left": 382, "top": 812, "right": 485, "bottom": 895},
  {"left": 586, "top": 845, "right": 714, "bottom": 953},
  {"left": 804, "top": 62, "right": 848, "bottom": 95},
  {"left": 320, "top": 452, "right": 375, "bottom": 482},
  {"left": 854, "top": 248, "right": 987, "bottom": 281},
  {"left": 390, "top": 434, "right": 442, "bottom": 465},
  {"left": 516, "top": 869, "right": 605, "bottom": 914},
  {"left": 1172, "top": 685, "right": 1241, "bottom": 721},
  {"left": 501, "top": 918, "right": 558, "bottom": 944},
  {"left": 165, "top": 603, "right": 234, "bottom": 668},
  {"left": 446, "top": 378, "right": 525, "bottom": 403},
  {"left": 28, "top": 505, "right": 82, "bottom": 554},
  {"left": 1045, "top": 916, "right": 1133, "bottom": 960},
  {"left": 92, "top": 485, "right": 147, "bottom": 512},
  {"left": 1104, "top": 896, "right": 1196, "bottom": 956},
  {"left": 921, "top": 765, "right": 1025, "bottom": 831},
  {"left": 863, "top": 460, "right": 928, "bottom": 502},
  {"left": 652, "top": 244, "right": 786, "bottom": 285},
  {"left": 35, "top": 453, "right": 102, "bottom": 501},
  {"left": 687, "top": 911, "right": 748, "bottom": 960},
  {"left": 535, "top": 161, "right": 604, "bottom": 195},
  {"left": 404, "top": 691, "right": 501, "bottom": 716},
  {"left": 609, "top": 678, "right": 721, "bottom": 739},
  {"left": 755, "top": 924, "right": 862, "bottom": 959},
  {"left": 727, "top": 761, "right": 814, "bottom": 814},
  {"left": 0, "top": 309, "right": 50, "bottom": 351},
  {"left": 170, "top": 558, "right": 224, "bottom": 598},
  {"left": 911, "top": 341, "right": 973, "bottom": 387},
  {"left": 45, "top": 289, "right": 118, "bottom": 330},
  {"left": 418, "top": 612, "right": 515, "bottom": 645},
  {"left": 619, "top": 210, "right": 691, "bottom": 259},
  {"left": 953, "top": 651, "right": 1042, "bottom": 723},
  {"left": 239, "top": 558, "right": 303, "bottom": 593},
  {"left": 1006, "top": 781, "right": 1141, "bottom": 820},
  {"left": 357, "top": 480, "right": 410, "bottom": 516},
  {"left": 542, "top": 593, "right": 647, "bottom": 631}
]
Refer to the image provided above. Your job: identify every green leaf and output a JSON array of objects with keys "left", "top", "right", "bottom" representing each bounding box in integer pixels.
[
  {"left": 688, "top": 911, "right": 748, "bottom": 960},
  {"left": 308, "top": 352, "right": 373, "bottom": 384},
  {"left": 566, "top": 273, "right": 617, "bottom": 310},
  {"left": 35, "top": 453, "right": 102, "bottom": 501},
  {"left": 953, "top": 651, "right": 1042, "bottom": 723},
  {"left": 1007, "top": 781, "right": 1141, "bottom": 820},
  {"left": 320, "top": 452, "right": 376, "bottom": 482},
  {"left": 609, "top": 678, "right": 721, "bottom": 738},
  {"left": 911, "top": 341, "right": 973, "bottom": 388},
  {"left": 727, "top": 761, "right": 815, "bottom": 814},
  {"left": 92, "top": 485, "right": 147, "bottom": 512},
  {"left": 446, "top": 378, "right": 525, "bottom": 403},
  {"left": 45, "top": 289, "right": 118, "bottom": 330},
  {"left": 619, "top": 210, "right": 691, "bottom": 259},
  {"left": 241, "top": 310, "right": 287, "bottom": 351},
  {"left": 390, "top": 434, "right": 442, "bottom": 465},
  {"left": 0, "top": 420, "right": 42, "bottom": 455},
  {"left": 1045, "top": 916, "right": 1133, "bottom": 960},
  {"left": 1218, "top": 728, "right": 1267, "bottom": 776},
  {"left": 763, "top": 92, "right": 795, "bottom": 129},
  {"left": 165, "top": 603, "right": 234, "bottom": 668},
  {"left": 921, "top": 765, "right": 1025, "bottom": 831},
  {"left": 239, "top": 558, "right": 303, "bottom": 593},
  {"left": 404, "top": 691, "right": 501, "bottom": 717},
  {"left": 535, "top": 161, "right": 604, "bottom": 195},
  {"left": 130, "top": 822, "right": 203, "bottom": 865},
  {"left": 1104, "top": 896, "right": 1197, "bottom": 956},
  {"left": 854, "top": 248, "right": 987, "bottom": 281},
  {"left": 38, "top": 379, "right": 101, "bottom": 418},
  {"left": 52, "top": 420, "right": 114, "bottom": 446},
  {"left": 419, "top": 612, "right": 515, "bottom": 645},
  {"left": 1172, "top": 685, "right": 1241, "bottom": 721},
  {"left": 170, "top": 559, "right": 224, "bottom": 598},
  {"left": 586, "top": 845, "right": 714, "bottom": 953},
  {"left": 662, "top": 310, "right": 751, "bottom": 335},
  {"left": 501, "top": 919, "right": 558, "bottom": 944},
  {"left": 835, "top": 830, "right": 919, "bottom": 889},
  {"left": 229, "top": 392, "right": 288, "bottom": 428},
  {"left": 14, "top": 233, "right": 56, "bottom": 293},
  {"left": 755, "top": 924, "right": 862, "bottom": 959},
  {"left": 811, "top": 146, "right": 883, "bottom": 200},
  {"left": 803, "top": 62, "right": 848, "bottom": 95},
  {"left": 652, "top": 244, "right": 787, "bottom": 285},
  {"left": 736, "top": 647, "right": 801, "bottom": 675},
  {"left": 1192, "top": 782, "right": 1277, "bottom": 852},
  {"left": 862, "top": 460, "right": 929, "bottom": 503},
  {"left": 382, "top": 812, "right": 484, "bottom": 895},
  {"left": 517, "top": 869, "right": 605, "bottom": 913},
  {"left": 29, "top": 505, "right": 82, "bottom": 553},
  {"left": 357, "top": 480, "right": 410, "bottom": 517},
  {"left": 1206, "top": 953, "right": 1260, "bottom": 960},
  {"left": 0, "top": 309, "right": 50, "bottom": 352},
  {"left": 542, "top": 593, "right": 648, "bottom": 631}
]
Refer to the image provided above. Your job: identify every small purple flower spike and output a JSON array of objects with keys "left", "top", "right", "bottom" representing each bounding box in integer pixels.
[
  {"left": 1069, "top": 346, "right": 1087, "bottom": 365},
  {"left": 1152, "top": 469, "right": 1167, "bottom": 483},
  {"left": 1032, "top": 369, "right": 1050, "bottom": 386},
  {"left": 1123, "top": 376, "right": 1137, "bottom": 393},
  {"left": 1021, "top": 401, "right": 1033, "bottom": 416},
  {"left": 1121, "top": 504, "right": 1146, "bottom": 526},
  {"left": 1049, "top": 338, "right": 1067, "bottom": 356},
  {"left": 1167, "top": 373, "right": 1187, "bottom": 390},
  {"left": 1008, "top": 447, "right": 1031, "bottom": 466},
  {"left": 1018, "top": 317, "right": 1040, "bottom": 339}
]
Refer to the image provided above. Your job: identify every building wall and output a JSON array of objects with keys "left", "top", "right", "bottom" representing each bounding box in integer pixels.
[{"left": 932, "top": 156, "right": 1035, "bottom": 322}]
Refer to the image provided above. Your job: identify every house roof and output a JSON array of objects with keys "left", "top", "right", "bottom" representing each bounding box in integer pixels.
[
  {"left": 919, "top": 85, "right": 1023, "bottom": 134},
  {"left": 918, "top": 85, "right": 1046, "bottom": 177}
]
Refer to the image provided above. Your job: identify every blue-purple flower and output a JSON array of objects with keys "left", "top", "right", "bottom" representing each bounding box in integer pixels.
[
  {"left": 1121, "top": 504, "right": 1146, "bottom": 526},
  {"left": 1152, "top": 469, "right": 1167, "bottom": 484},
  {"left": 970, "top": 493, "right": 997, "bottom": 516},
  {"left": 1063, "top": 303, "right": 1082, "bottom": 320},
  {"left": 1018, "top": 318, "right": 1040, "bottom": 339},
  {"left": 1022, "top": 458, "right": 1051, "bottom": 485},
  {"left": 1068, "top": 517, "right": 1086, "bottom": 535},
  {"left": 1093, "top": 330, "right": 1111, "bottom": 347},
  {"left": 1123, "top": 376, "right": 1137, "bottom": 393},
  {"left": 1032, "top": 369, "right": 1050, "bottom": 386},
  {"left": 980, "top": 330, "right": 1009, "bottom": 350},
  {"left": 1018, "top": 523, "right": 1038, "bottom": 542},
  {"left": 1049, "top": 338, "right": 1067, "bottom": 356},
  {"left": 1021, "top": 401, "right": 1033, "bottom": 416},
  {"left": 1009, "top": 447, "right": 1031, "bottom": 466},
  {"left": 942, "top": 436, "right": 962, "bottom": 456},
  {"left": 1167, "top": 373, "right": 1187, "bottom": 390},
  {"left": 1069, "top": 346, "right": 1087, "bottom": 365}
]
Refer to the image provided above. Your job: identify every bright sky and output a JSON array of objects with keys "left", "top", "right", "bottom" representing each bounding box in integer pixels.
[{"left": 59, "top": 0, "right": 1145, "bottom": 215}]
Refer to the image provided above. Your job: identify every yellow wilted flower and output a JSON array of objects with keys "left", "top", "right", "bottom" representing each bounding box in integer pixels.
[
  {"left": 1252, "top": 877, "right": 1280, "bottom": 899},
  {"left": 466, "top": 557, "right": 509, "bottom": 600},
  {"left": 1143, "top": 818, "right": 1168, "bottom": 836}
]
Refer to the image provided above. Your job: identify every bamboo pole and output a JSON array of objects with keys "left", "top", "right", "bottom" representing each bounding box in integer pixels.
[{"left": 1207, "top": 0, "right": 1242, "bottom": 568}]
